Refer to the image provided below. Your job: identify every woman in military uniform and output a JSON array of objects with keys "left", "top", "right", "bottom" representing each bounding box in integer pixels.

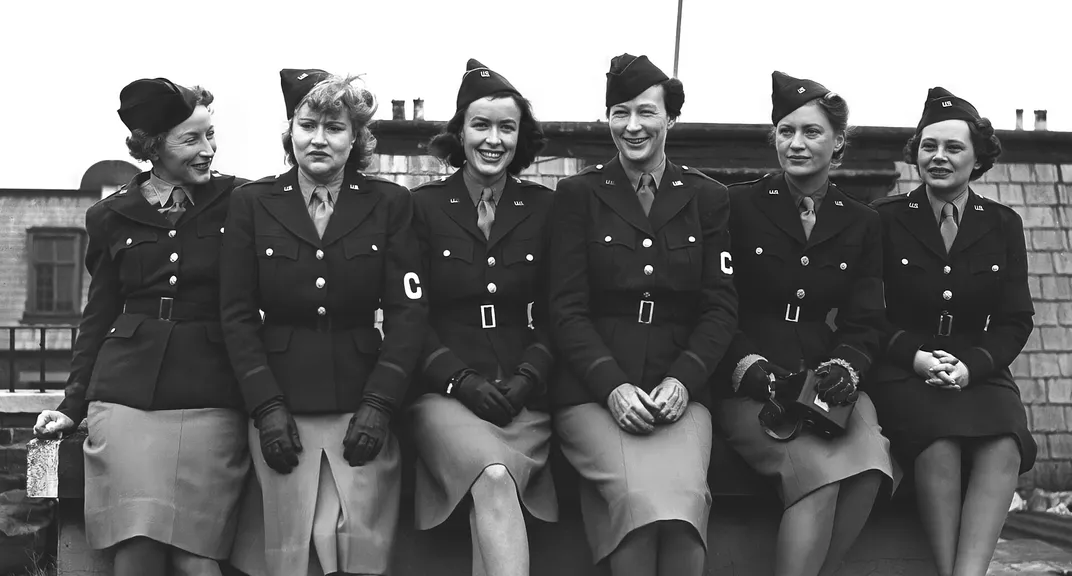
[
  {"left": 548, "top": 54, "right": 737, "bottom": 576},
  {"left": 867, "top": 88, "right": 1035, "bottom": 576},
  {"left": 220, "top": 70, "right": 426, "bottom": 576},
  {"left": 33, "top": 78, "right": 248, "bottom": 576},
  {"left": 713, "top": 72, "right": 895, "bottom": 576},
  {"left": 409, "top": 59, "right": 557, "bottom": 576}
]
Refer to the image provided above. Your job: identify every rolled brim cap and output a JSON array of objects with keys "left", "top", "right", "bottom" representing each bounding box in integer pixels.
[
  {"left": 915, "top": 87, "right": 980, "bottom": 133},
  {"left": 456, "top": 59, "right": 520, "bottom": 111},
  {"left": 117, "top": 78, "right": 196, "bottom": 134},
  {"left": 606, "top": 54, "right": 669, "bottom": 108},
  {"left": 771, "top": 71, "right": 832, "bottom": 124},
  {"left": 280, "top": 68, "right": 331, "bottom": 119}
]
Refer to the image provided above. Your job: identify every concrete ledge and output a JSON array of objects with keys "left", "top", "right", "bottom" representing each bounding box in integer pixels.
[{"left": 0, "top": 391, "right": 63, "bottom": 414}]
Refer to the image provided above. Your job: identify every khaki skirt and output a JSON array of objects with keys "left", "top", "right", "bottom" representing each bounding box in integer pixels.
[
  {"left": 713, "top": 391, "right": 897, "bottom": 508},
  {"left": 229, "top": 413, "right": 401, "bottom": 576},
  {"left": 410, "top": 394, "right": 557, "bottom": 529},
  {"left": 83, "top": 401, "right": 249, "bottom": 558},
  {"left": 555, "top": 402, "right": 712, "bottom": 563}
]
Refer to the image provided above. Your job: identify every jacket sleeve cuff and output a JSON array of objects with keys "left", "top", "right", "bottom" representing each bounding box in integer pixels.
[
  {"left": 961, "top": 347, "right": 996, "bottom": 384},
  {"left": 422, "top": 346, "right": 468, "bottom": 391},
  {"left": 240, "top": 367, "right": 284, "bottom": 414},
  {"left": 585, "top": 357, "right": 629, "bottom": 405},
  {"left": 667, "top": 351, "right": 709, "bottom": 394},
  {"left": 887, "top": 330, "right": 928, "bottom": 370},
  {"left": 364, "top": 361, "right": 410, "bottom": 410},
  {"left": 831, "top": 344, "right": 871, "bottom": 378},
  {"left": 520, "top": 342, "right": 554, "bottom": 386},
  {"left": 56, "top": 398, "right": 87, "bottom": 425},
  {"left": 731, "top": 354, "right": 766, "bottom": 392}
]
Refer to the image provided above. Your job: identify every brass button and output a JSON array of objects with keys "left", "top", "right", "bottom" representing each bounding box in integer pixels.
[
  {"left": 169, "top": 276, "right": 177, "bottom": 286},
  {"left": 125, "top": 238, "right": 132, "bottom": 246},
  {"left": 487, "top": 257, "right": 496, "bottom": 267},
  {"left": 316, "top": 277, "right": 326, "bottom": 289},
  {"left": 317, "top": 307, "right": 326, "bottom": 316},
  {"left": 943, "top": 290, "right": 952, "bottom": 300},
  {"left": 109, "top": 328, "right": 115, "bottom": 334},
  {"left": 756, "top": 247, "right": 764, "bottom": 255},
  {"left": 316, "top": 249, "right": 324, "bottom": 260},
  {"left": 596, "top": 164, "right": 604, "bottom": 169},
  {"left": 443, "top": 249, "right": 451, "bottom": 257},
  {"left": 688, "top": 235, "right": 696, "bottom": 243},
  {"left": 168, "top": 230, "right": 177, "bottom": 238},
  {"left": 796, "top": 289, "right": 805, "bottom": 299},
  {"left": 526, "top": 254, "right": 534, "bottom": 262},
  {"left": 170, "top": 253, "right": 178, "bottom": 263},
  {"left": 644, "top": 265, "right": 654, "bottom": 276},
  {"left": 643, "top": 291, "right": 651, "bottom": 298},
  {"left": 265, "top": 248, "right": 274, "bottom": 257},
  {"left": 642, "top": 238, "right": 653, "bottom": 248},
  {"left": 220, "top": 227, "right": 225, "bottom": 234},
  {"left": 801, "top": 256, "right": 810, "bottom": 266},
  {"left": 604, "top": 235, "right": 613, "bottom": 243},
  {"left": 682, "top": 165, "right": 690, "bottom": 170},
  {"left": 901, "top": 258, "right": 908, "bottom": 265},
  {"left": 992, "top": 265, "right": 1000, "bottom": 272},
  {"left": 371, "top": 244, "right": 378, "bottom": 251},
  {"left": 487, "top": 283, "right": 497, "bottom": 294},
  {"left": 943, "top": 266, "right": 951, "bottom": 274},
  {"left": 840, "top": 262, "right": 847, "bottom": 270}
]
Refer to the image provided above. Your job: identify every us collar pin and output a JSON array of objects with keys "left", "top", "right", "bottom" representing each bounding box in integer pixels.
[
  {"left": 514, "top": 200, "right": 524, "bottom": 206},
  {"left": 768, "top": 189, "right": 778, "bottom": 195},
  {"left": 834, "top": 200, "right": 844, "bottom": 206},
  {"left": 672, "top": 180, "right": 683, "bottom": 187},
  {"left": 974, "top": 204, "right": 984, "bottom": 211},
  {"left": 909, "top": 202, "right": 919, "bottom": 209},
  {"left": 283, "top": 185, "right": 293, "bottom": 191},
  {"left": 450, "top": 198, "right": 460, "bottom": 203},
  {"left": 605, "top": 179, "right": 615, "bottom": 186},
  {"left": 349, "top": 184, "right": 360, "bottom": 190}
]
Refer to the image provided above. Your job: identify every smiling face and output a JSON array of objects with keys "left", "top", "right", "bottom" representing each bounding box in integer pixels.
[
  {"left": 152, "top": 105, "right": 216, "bottom": 186},
  {"left": 461, "top": 96, "right": 520, "bottom": 184},
  {"left": 774, "top": 101, "right": 843, "bottom": 180},
  {"left": 609, "top": 84, "right": 674, "bottom": 173},
  {"left": 291, "top": 103, "right": 355, "bottom": 181},
  {"left": 917, "top": 119, "right": 979, "bottom": 196}
]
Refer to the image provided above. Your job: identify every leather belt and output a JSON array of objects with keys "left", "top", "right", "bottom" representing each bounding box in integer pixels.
[
  {"left": 591, "top": 293, "right": 698, "bottom": 325},
  {"left": 431, "top": 304, "right": 529, "bottom": 329},
  {"left": 263, "top": 311, "right": 374, "bottom": 332},
  {"left": 123, "top": 297, "right": 217, "bottom": 321}
]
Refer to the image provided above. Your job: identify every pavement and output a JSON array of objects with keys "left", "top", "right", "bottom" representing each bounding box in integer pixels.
[{"left": 989, "top": 538, "right": 1072, "bottom": 575}]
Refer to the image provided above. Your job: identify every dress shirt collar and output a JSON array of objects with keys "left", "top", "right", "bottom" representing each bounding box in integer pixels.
[
  {"left": 297, "top": 167, "right": 343, "bottom": 206},
  {"left": 926, "top": 186, "right": 969, "bottom": 225},
  {"left": 144, "top": 170, "right": 196, "bottom": 207},
  {"left": 462, "top": 165, "right": 507, "bottom": 206},
  {"left": 620, "top": 154, "right": 666, "bottom": 192}
]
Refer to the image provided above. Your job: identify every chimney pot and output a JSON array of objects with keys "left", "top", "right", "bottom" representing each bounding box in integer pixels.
[
  {"left": 1015, "top": 109, "right": 1024, "bottom": 131},
  {"left": 391, "top": 100, "right": 405, "bottom": 121},
  {"left": 1034, "top": 109, "right": 1048, "bottom": 131},
  {"left": 412, "top": 98, "right": 425, "bottom": 121}
]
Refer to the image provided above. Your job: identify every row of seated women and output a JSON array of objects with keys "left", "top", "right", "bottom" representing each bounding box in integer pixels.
[{"left": 34, "top": 53, "right": 1034, "bottom": 576}]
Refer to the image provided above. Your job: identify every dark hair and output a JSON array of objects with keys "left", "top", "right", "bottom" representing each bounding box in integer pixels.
[
  {"left": 903, "top": 117, "right": 1002, "bottom": 181},
  {"left": 125, "top": 86, "right": 214, "bottom": 162},
  {"left": 766, "top": 92, "right": 854, "bottom": 168},
  {"left": 282, "top": 74, "right": 378, "bottom": 171},
  {"left": 604, "top": 78, "right": 685, "bottom": 121},
  {"left": 427, "top": 91, "right": 547, "bottom": 175}
]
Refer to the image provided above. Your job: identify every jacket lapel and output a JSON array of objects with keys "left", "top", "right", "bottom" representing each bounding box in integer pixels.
[
  {"left": 106, "top": 172, "right": 172, "bottom": 230},
  {"left": 592, "top": 158, "right": 654, "bottom": 236},
  {"left": 647, "top": 161, "right": 695, "bottom": 232},
  {"left": 257, "top": 168, "right": 322, "bottom": 248},
  {"left": 948, "top": 190, "right": 994, "bottom": 256},
  {"left": 805, "top": 183, "right": 854, "bottom": 248},
  {"left": 894, "top": 185, "right": 948, "bottom": 260},
  {"left": 754, "top": 173, "right": 806, "bottom": 245},
  {"left": 439, "top": 171, "right": 485, "bottom": 241},
  {"left": 321, "top": 171, "right": 382, "bottom": 247},
  {"left": 175, "top": 174, "right": 233, "bottom": 228},
  {"left": 486, "top": 176, "right": 532, "bottom": 250}
]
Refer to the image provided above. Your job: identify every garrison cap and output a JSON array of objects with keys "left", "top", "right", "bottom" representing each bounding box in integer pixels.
[
  {"left": 771, "top": 71, "right": 833, "bottom": 124},
  {"left": 606, "top": 54, "right": 669, "bottom": 108},
  {"left": 915, "top": 87, "right": 980, "bottom": 133},
  {"left": 280, "top": 68, "right": 331, "bottom": 119},
  {"left": 117, "top": 78, "right": 196, "bottom": 135},
  {"left": 456, "top": 59, "right": 520, "bottom": 111}
]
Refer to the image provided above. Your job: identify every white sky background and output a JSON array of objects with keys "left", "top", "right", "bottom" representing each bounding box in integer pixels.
[{"left": 2, "top": 0, "right": 1068, "bottom": 189}]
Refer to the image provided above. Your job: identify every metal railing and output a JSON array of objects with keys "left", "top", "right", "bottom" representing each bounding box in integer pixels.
[{"left": 2, "top": 325, "right": 78, "bottom": 393}]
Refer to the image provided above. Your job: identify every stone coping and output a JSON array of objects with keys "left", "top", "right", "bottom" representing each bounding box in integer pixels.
[{"left": 0, "top": 391, "right": 63, "bottom": 414}]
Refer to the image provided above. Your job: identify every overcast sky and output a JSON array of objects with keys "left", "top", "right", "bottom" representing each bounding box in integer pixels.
[{"left": 3, "top": 0, "right": 1068, "bottom": 189}]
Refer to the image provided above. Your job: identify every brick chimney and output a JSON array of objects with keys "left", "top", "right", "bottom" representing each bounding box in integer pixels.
[
  {"left": 412, "top": 98, "right": 425, "bottom": 121},
  {"left": 391, "top": 100, "right": 405, "bottom": 120},
  {"left": 1015, "top": 109, "right": 1024, "bottom": 131},
  {"left": 1034, "top": 110, "right": 1048, "bottom": 131}
]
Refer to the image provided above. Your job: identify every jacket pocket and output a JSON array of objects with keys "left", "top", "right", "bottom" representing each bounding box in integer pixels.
[
  {"left": 105, "top": 314, "right": 147, "bottom": 339},
  {"left": 433, "top": 234, "right": 474, "bottom": 263},
  {"left": 503, "top": 239, "right": 539, "bottom": 266},
  {"left": 344, "top": 234, "right": 386, "bottom": 259},
  {"left": 970, "top": 253, "right": 1006, "bottom": 275},
  {"left": 256, "top": 235, "right": 299, "bottom": 261},
  {"left": 264, "top": 325, "right": 294, "bottom": 353},
  {"left": 109, "top": 229, "right": 158, "bottom": 258}
]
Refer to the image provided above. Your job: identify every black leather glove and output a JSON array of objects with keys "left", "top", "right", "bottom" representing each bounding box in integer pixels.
[
  {"left": 451, "top": 369, "right": 515, "bottom": 426},
  {"left": 816, "top": 363, "right": 858, "bottom": 405},
  {"left": 252, "top": 397, "right": 302, "bottom": 474},
  {"left": 342, "top": 394, "right": 392, "bottom": 467},
  {"left": 739, "top": 359, "right": 792, "bottom": 402},
  {"left": 496, "top": 365, "right": 538, "bottom": 412}
]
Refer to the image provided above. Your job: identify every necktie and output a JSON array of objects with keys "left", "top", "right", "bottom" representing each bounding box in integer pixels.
[
  {"left": 311, "top": 186, "right": 333, "bottom": 238},
  {"left": 637, "top": 173, "right": 656, "bottom": 216},
  {"left": 940, "top": 202, "right": 958, "bottom": 253},
  {"left": 161, "top": 187, "right": 187, "bottom": 224},
  {"left": 800, "top": 196, "right": 816, "bottom": 240},
  {"left": 477, "top": 187, "right": 496, "bottom": 240}
]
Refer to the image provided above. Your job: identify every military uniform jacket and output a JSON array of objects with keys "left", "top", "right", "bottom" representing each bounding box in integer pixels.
[
  {"left": 548, "top": 157, "right": 738, "bottom": 408},
  {"left": 870, "top": 185, "right": 1033, "bottom": 388},
  {"left": 219, "top": 167, "right": 427, "bottom": 415},
  {"left": 715, "top": 173, "right": 885, "bottom": 394},
  {"left": 411, "top": 171, "right": 554, "bottom": 407},
  {"left": 58, "top": 171, "right": 246, "bottom": 422}
]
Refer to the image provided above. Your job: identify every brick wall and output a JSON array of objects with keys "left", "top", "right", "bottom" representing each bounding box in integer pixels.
[
  {"left": 365, "top": 154, "right": 584, "bottom": 190},
  {"left": 894, "top": 161, "right": 1072, "bottom": 490}
]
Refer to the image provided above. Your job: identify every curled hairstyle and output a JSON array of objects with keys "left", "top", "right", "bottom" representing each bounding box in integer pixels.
[
  {"left": 427, "top": 91, "right": 547, "bottom": 175},
  {"left": 604, "top": 78, "right": 686, "bottom": 121},
  {"left": 282, "top": 74, "right": 379, "bottom": 171},
  {"left": 903, "top": 117, "right": 1002, "bottom": 181},
  {"left": 767, "top": 92, "right": 854, "bottom": 169},
  {"left": 125, "top": 86, "right": 214, "bottom": 162}
]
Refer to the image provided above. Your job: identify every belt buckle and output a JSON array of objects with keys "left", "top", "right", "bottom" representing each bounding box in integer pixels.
[
  {"left": 159, "top": 297, "right": 174, "bottom": 321},
  {"left": 784, "top": 303, "right": 800, "bottom": 323},
  {"left": 480, "top": 304, "right": 497, "bottom": 329},
  {"left": 937, "top": 312, "right": 953, "bottom": 337},
  {"left": 638, "top": 300, "right": 654, "bottom": 324}
]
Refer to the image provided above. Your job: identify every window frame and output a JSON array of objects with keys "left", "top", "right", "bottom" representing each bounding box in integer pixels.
[{"left": 22, "top": 227, "right": 87, "bottom": 324}]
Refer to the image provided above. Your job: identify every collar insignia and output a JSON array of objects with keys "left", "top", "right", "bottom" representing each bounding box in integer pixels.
[
  {"left": 514, "top": 200, "right": 524, "bottom": 206},
  {"left": 768, "top": 189, "right": 778, "bottom": 195},
  {"left": 974, "top": 204, "right": 984, "bottom": 211},
  {"left": 672, "top": 180, "right": 683, "bottom": 187},
  {"left": 450, "top": 198, "right": 460, "bottom": 203},
  {"left": 908, "top": 202, "right": 919, "bottom": 209},
  {"left": 834, "top": 200, "right": 844, "bottom": 206},
  {"left": 283, "top": 185, "right": 293, "bottom": 192}
]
